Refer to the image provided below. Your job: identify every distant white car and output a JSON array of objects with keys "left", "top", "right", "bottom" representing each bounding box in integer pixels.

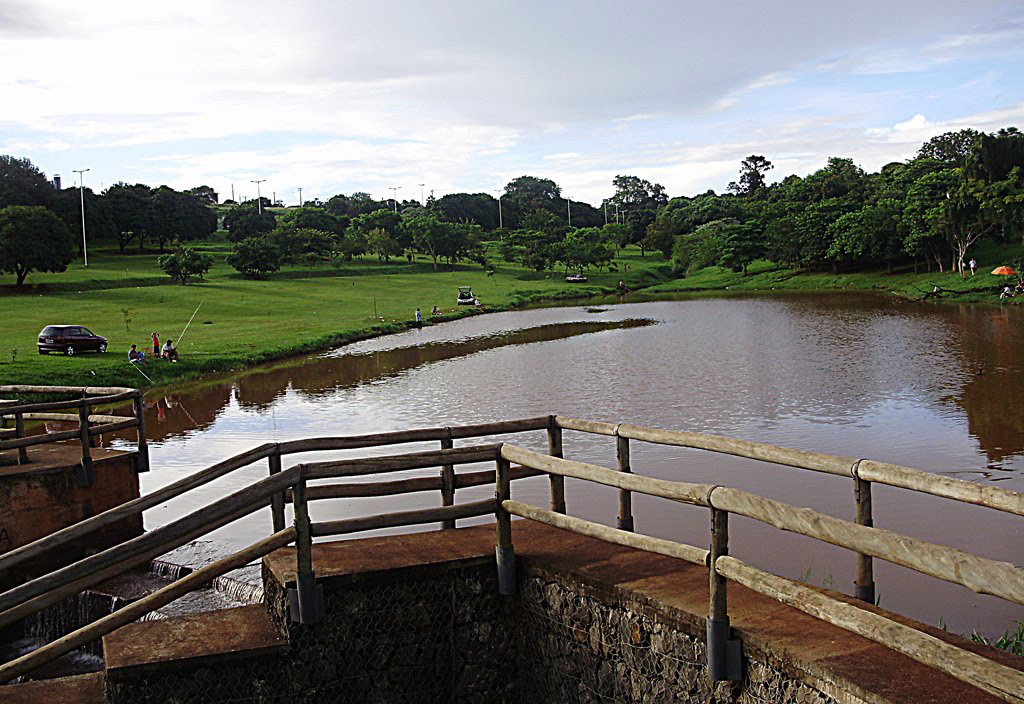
[
  {"left": 565, "top": 273, "right": 587, "bottom": 283},
  {"left": 457, "top": 286, "right": 478, "bottom": 305}
]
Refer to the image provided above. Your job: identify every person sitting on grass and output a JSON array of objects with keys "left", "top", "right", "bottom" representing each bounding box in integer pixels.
[
  {"left": 162, "top": 338, "right": 179, "bottom": 362},
  {"left": 128, "top": 344, "right": 146, "bottom": 365}
]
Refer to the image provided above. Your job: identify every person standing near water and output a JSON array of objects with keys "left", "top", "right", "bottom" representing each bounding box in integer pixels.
[
  {"left": 151, "top": 332, "right": 159, "bottom": 356},
  {"left": 415, "top": 307, "right": 422, "bottom": 327},
  {"left": 969, "top": 258, "right": 977, "bottom": 276}
]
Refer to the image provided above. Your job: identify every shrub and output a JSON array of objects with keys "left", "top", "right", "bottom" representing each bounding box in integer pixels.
[
  {"left": 227, "top": 236, "right": 282, "bottom": 278},
  {"left": 158, "top": 246, "right": 213, "bottom": 284}
]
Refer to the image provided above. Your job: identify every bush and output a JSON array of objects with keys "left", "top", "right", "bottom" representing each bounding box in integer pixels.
[
  {"left": 158, "top": 246, "right": 213, "bottom": 284},
  {"left": 228, "top": 236, "right": 282, "bottom": 278}
]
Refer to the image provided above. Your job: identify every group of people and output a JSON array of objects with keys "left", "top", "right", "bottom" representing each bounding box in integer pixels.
[
  {"left": 1000, "top": 280, "right": 1024, "bottom": 301},
  {"left": 129, "top": 331, "right": 179, "bottom": 365}
]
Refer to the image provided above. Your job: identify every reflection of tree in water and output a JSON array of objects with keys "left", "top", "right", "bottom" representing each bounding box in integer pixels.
[
  {"left": 953, "top": 307, "right": 1024, "bottom": 464},
  {"left": 138, "top": 320, "right": 654, "bottom": 436}
]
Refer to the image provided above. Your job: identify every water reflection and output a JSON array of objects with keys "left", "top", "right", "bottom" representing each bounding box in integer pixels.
[{"left": 111, "top": 294, "right": 1023, "bottom": 638}]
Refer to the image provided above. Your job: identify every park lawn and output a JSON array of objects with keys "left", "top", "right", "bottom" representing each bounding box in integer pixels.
[
  {"left": 0, "top": 243, "right": 670, "bottom": 389},
  {"left": 646, "top": 240, "right": 1024, "bottom": 304}
]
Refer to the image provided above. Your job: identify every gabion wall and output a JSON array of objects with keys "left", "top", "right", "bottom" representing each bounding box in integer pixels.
[{"left": 106, "top": 559, "right": 855, "bottom": 704}]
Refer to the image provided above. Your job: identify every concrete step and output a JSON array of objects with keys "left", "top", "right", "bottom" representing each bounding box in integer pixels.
[
  {"left": 1, "top": 672, "right": 107, "bottom": 704},
  {"left": 102, "top": 604, "right": 288, "bottom": 703}
]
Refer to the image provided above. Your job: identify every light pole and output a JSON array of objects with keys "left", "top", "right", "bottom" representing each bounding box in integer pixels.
[
  {"left": 298, "top": 187, "right": 303, "bottom": 207},
  {"left": 389, "top": 186, "right": 401, "bottom": 212},
  {"left": 566, "top": 195, "right": 571, "bottom": 227},
  {"left": 494, "top": 190, "right": 503, "bottom": 229},
  {"left": 418, "top": 183, "right": 425, "bottom": 205},
  {"left": 251, "top": 179, "right": 266, "bottom": 213},
  {"left": 604, "top": 202, "right": 608, "bottom": 225},
  {"left": 72, "top": 169, "right": 90, "bottom": 266}
]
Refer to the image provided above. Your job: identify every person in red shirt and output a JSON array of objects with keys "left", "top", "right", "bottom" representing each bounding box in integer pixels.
[{"left": 151, "top": 332, "right": 159, "bottom": 356}]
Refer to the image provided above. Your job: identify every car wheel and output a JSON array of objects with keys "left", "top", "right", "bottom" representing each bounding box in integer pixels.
[
  {"left": 99, "top": 343, "right": 107, "bottom": 353},
  {"left": 65, "top": 345, "right": 75, "bottom": 356}
]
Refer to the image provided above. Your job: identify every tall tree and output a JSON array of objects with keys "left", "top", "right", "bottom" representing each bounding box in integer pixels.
[
  {"left": 727, "top": 155, "right": 774, "bottom": 196},
  {"left": 917, "top": 129, "right": 983, "bottom": 168},
  {"left": 0, "top": 205, "right": 74, "bottom": 285},
  {"left": 223, "top": 202, "right": 277, "bottom": 242},
  {"left": 604, "top": 175, "right": 668, "bottom": 254},
  {"left": 105, "top": 183, "right": 154, "bottom": 252},
  {"left": 0, "top": 155, "right": 55, "bottom": 209}
]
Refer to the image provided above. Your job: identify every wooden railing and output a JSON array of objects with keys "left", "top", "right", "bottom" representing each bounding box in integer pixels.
[
  {"left": 1, "top": 413, "right": 1022, "bottom": 700},
  {"left": 0, "top": 385, "right": 150, "bottom": 482},
  {"left": 0, "top": 417, "right": 555, "bottom": 683},
  {"left": 497, "top": 437, "right": 1024, "bottom": 703}
]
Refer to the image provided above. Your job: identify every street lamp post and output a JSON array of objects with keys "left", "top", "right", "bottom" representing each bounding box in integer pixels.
[
  {"left": 251, "top": 179, "right": 266, "bottom": 214},
  {"left": 72, "top": 169, "right": 90, "bottom": 267},
  {"left": 494, "top": 190, "right": 503, "bottom": 229},
  {"left": 298, "top": 187, "right": 303, "bottom": 207},
  {"left": 389, "top": 187, "right": 401, "bottom": 212},
  {"left": 566, "top": 196, "right": 571, "bottom": 227},
  {"left": 419, "top": 183, "right": 425, "bottom": 205}
]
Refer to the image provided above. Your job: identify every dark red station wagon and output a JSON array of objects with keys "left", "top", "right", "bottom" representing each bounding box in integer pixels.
[{"left": 38, "top": 325, "right": 108, "bottom": 355}]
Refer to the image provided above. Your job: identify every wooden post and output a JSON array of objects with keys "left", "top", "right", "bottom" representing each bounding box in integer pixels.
[
  {"left": 15, "top": 411, "right": 28, "bottom": 465},
  {"left": 616, "top": 434, "right": 634, "bottom": 532},
  {"left": 132, "top": 395, "right": 150, "bottom": 473},
  {"left": 707, "top": 506, "right": 740, "bottom": 681},
  {"left": 76, "top": 404, "right": 94, "bottom": 487},
  {"left": 495, "top": 456, "right": 515, "bottom": 595},
  {"left": 854, "top": 475, "right": 876, "bottom": 604},
  {"left": 269, "top": 450, "right": 285, "bottom": 532},
  {"left": 440, "top": 428, "right": 455, "bottom": 529},
  {"left": 290, "top": 467, "right": 323, "bottom": 624},
  {"left": 547, "top": 417, "right": 565, "bottom": 514}
]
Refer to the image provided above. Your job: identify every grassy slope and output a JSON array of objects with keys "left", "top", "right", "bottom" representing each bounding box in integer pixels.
[
  {"left": 0, "top": 241, "right": 670, "bottom": 389},
  {"left": 647, "top": 240, "right": 1024, "bottom": 303}
]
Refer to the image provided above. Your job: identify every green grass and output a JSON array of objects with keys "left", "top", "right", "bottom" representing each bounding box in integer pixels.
[
  {"left": 647, "top": 241, "right": 1024, "bottom": 304},
  {"left": 972, "top": 622, "right": 1024, "bottom": 657},
  {"left": 0, "top": 242, "right": 671, "bottom": 390}
]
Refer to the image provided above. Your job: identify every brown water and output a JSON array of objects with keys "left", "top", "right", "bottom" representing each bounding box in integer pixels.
[{"left": 111, "top": 293, "right": 1023, "bottom": 638}]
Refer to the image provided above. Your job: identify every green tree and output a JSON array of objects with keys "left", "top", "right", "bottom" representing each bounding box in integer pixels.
[
  {"left": 105, "top": 183, "right": 154, "bottom": 252},
  {"left": 227, "top": 237, "right": 281, "bottom": 278},
  {"left": 727, "top": 155, "right": 774, "bottom": 196},
  {"left": 558, "top": 227, "right": 614, "bottom": 274},
  {"left": 0, "top": 205, "right": 74, "bottom": 285},
  {"left": 366, "top": 227, "right": 402, "bottom": 262},
  {"left": 158, "top": 246, "right": 213, "bottom": 284},
  {"left": 0, "top": 155, "right": 55, "bottom": 209},
  {"left": 603, "top": 175, "right": 668, "bottom": 254},
  {"left": 917, "top": 129, "right": 983, "bottom": 168},
  {"left": 404, "top": 214, "right": 452, "bottom": 269},
  {"left": 671, "top": 219, "right": 731, "bottom": 274},
  {"left": 224, "top": 203, "right": 277, "bottom": 241},
  {"left": 186, "top": 185, "right": 219, "bottom": 203},
  {"left": 149, "top": 187, "right": 218, "bottom": 250}
]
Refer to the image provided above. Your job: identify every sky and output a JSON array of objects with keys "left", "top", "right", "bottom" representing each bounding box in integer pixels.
[{"left": 2, "top": 1, "right": 1023, "bottom": 205}]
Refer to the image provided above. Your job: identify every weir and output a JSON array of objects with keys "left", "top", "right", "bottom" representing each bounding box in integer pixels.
[{"left": 0, "top": 394, "right": 1022, "bottom": 703}]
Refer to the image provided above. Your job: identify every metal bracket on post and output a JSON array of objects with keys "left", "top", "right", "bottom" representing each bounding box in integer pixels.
[
  {"left": 707, "top": 501, "right": 742, "bottom": 682},
  {"left": 495, "top": 455, "right": 516, "bottom": 595},
  {"left": 706, "top": 617, "right": 742, "bottom": 682},
  {"left": 852, "top": 460, "right": 875, "bottom": 604},
  {"left": 76, "top": 404, "right": 94, "bottom": 487},
  {"left": 289, "top": 466, "right": 324, "bottom": 624}
]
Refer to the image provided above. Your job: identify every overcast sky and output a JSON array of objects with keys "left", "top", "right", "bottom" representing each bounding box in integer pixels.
[{"left": 2, "top": 1, "right": 1023, "bottom": 205}]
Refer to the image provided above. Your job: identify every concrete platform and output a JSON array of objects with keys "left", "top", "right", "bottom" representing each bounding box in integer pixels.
[
  {"left": 0, "top": 673, "right": 106, "bottom": 704},
  {"left": 103, "top": 604, "right": 287, "bottom": 676},
  {"left": 265, "top": 520, "right": 1024, "bottom": 703}
]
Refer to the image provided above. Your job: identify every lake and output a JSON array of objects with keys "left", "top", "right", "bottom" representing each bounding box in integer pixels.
[{"left": 115, "top": 292, "right": 1024, "bottom": 638}]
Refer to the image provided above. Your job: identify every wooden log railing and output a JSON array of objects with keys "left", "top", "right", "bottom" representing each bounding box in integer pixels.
[
  {"left": 554, "top": 415, "right": 1024, "bottom": 604},
  {"left": 496, "top": 443, "right": 1024, "bottom": 703},
  {"left": 0, "top": 385, "right": 150, "bottom": 480}
]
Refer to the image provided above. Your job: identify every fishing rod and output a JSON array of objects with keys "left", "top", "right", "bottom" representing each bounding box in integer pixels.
[
  {"left": 177, "top": 299, "right": 205, "bottom": 347},
  {"left": 128, "top": 362, "right": 154, "bottom": 383}
]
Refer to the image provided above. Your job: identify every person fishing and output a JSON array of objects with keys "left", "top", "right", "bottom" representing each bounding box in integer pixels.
[
  {"left": 162, "top": 338, "right": 180, "bottom": 362},
  {"left": 128, "top": 344, "right": 146, "bottom": 365}
]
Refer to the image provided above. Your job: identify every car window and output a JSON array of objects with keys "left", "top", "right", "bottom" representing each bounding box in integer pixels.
[
  {"left": 41, "top": 326, "right": 59, "bottom": 336},
  {"left": 80, "top": 328, "right": 93, "bottom": 336}
]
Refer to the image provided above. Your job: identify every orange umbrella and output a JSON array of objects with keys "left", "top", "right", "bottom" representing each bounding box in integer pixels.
[{"left": 991, "top": 266, "right": 1018, "bottom": 276}]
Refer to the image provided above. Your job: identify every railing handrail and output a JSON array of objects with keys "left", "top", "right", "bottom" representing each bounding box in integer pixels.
[
  {"left": 500, "top": 444, "right": 1024, "bottom": 606},
  {"left": 555, "top": 415, "right": 1024, "bottom": 517},
  {"left": 0, "top": 418, "right": 550, "bottom": 573}
]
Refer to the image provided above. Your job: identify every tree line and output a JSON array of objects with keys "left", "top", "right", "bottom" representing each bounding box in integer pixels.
[{"left": 2, "top": 126, "right": 1021, "bottom": 285}]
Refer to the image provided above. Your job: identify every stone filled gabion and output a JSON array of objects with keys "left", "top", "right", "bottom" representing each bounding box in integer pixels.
[{"left": 106, "top": 561, "right": 845, "bottom": 704}]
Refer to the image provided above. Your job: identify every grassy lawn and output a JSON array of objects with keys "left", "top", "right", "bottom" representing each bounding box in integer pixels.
[
  {"left": 647, "top": 240, "right": 1024, "bottom": 304},
  {"left": 0, "top": 241, "right": 671, "bottom": 389}
]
